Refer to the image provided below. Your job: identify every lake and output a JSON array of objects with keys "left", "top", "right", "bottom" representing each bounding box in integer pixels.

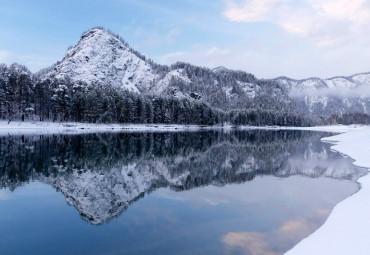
[{"left": 0, "top": 130, "right": 366, "bottom": 255}]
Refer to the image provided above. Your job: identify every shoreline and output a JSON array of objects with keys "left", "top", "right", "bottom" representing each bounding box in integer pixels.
[
  {"left": 286, "top": 127, "right": 370, "bottom": 255},
  {"left": 0, "top": 121, "right": 229, "bottom": 136},
  {"left": 0, "top": 120, "right": 365, "bottom": 136}
]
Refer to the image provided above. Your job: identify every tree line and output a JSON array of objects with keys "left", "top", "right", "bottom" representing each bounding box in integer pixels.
[
  {"left": 324, "top": 113, "right": 370, "bottom": 125},
  {"left": 0, "top": 64, "right": 224, "bottom": 125},
  {"left": 0, "top": 63, "right": 314, "bottom": 126}
]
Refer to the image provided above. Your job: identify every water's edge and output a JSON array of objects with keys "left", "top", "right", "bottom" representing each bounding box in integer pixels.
[{"left": 286, "top": 127, "right": 370, "bottom": 255}]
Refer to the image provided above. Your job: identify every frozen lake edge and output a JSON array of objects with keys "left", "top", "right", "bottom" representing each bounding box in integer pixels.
[
  {"left": 285, "top": 126, "right": 370, "bottom": 255},
  {"left": 0, "top": 120, "right": 365, "bottom": 136},
  {"left": 0, "top": 121, "right": 228, "bottom": 136}
]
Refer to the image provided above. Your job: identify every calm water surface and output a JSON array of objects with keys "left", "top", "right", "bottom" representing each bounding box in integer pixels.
[{"left": 0, "top": 130, "right": 366, "bottom": 255}]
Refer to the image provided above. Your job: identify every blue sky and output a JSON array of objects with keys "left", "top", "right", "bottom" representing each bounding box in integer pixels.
[{"left": 0, "top": 0, "right": 369, "bottom": 79}]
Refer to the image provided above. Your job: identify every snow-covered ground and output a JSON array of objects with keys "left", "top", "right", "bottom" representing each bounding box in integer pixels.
[
  {"left": 286, "top": 126, "right": 370, "bottom": 255},
  {"left": 1, "top": 121, "right": 365, "bottom": 136},
  {"left": 0, "top": 121, "right": 230, "bottom": 136},
  {"left": 242, "top": 124, "right": 366, "bottom": 133}
]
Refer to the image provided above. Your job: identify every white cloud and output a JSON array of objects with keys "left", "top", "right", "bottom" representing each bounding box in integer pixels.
[
  {"left": 205, "top": 47, "right": 230, "bottom": 56},
  {"left": 223, "top": 0, "right": 370, "bottom": 45},
  {"left": 221, "top": 209, "right": 330, "bottom": 255},
  {"left": 224, "top": 0, "right": 288, "bottom": 22},
  {"left": 153, "top": 0, "right": 370, "bottom": 78},
  {"left": 157, "top": 45, "right": 234, "bottom": 70},
  {"left": 139, "top": 28, "right": 180, "bottom": 47},
  {"left": 155, "top": 35, "right": 370, "bottom": 79}
]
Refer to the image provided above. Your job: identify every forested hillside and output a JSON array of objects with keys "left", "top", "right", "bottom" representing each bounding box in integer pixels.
[
  {"left": 0, "top": 64, "right": 224, "bottom": 125},
  {"left": 0, "top": 63, "right": 308, "bottom": 126},
  {"left": 1, "top": 27, "right": 369, "bottom": 126}
]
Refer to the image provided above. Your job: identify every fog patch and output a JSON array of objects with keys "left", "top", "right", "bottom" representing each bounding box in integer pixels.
[{"left": 289, "top": 85, "right": 370, "bottom": 98}]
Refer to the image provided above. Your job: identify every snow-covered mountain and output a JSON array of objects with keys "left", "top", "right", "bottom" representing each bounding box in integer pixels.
[
  {"left": 275, "top": 74, "right": 370, "bottom": 115},
  {"left": 45, "top": 28, "right": 155, "bottom": 93},
  {"left": 275, "top": 73, "right": 370, "bottom": 91},
  {"left": 42, "top": 27, "right": 282, "bottom": 110},
  {"left": 39, "top": 27, "right": 370, "bottom": 115}
]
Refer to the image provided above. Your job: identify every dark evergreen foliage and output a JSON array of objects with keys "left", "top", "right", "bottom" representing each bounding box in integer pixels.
[
  {"left": 229, "top": 109, "right": 312, "bottom": 126},
  {"left": 324, "top": 113, "right": 370, "bottom": 125},
  {"left": 0, "top": 63, "right": 316, "bottom": 127},
  {"left": 0, "top": 65, "right": 226, "bottom": 125}
]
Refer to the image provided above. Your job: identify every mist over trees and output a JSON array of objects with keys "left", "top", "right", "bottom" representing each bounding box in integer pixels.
[{"left": 324, "top": 113, "right": 370, "bottom": 125}]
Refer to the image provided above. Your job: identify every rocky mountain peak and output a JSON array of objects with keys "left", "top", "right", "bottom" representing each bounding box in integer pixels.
[{"left": 46, "top": 27, "right": 155, "bottom": 92}]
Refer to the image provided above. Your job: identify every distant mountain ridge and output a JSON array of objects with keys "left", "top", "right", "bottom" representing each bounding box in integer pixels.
[
  {"left": 38, "top": 27, "right": 370, "bottom": 116},
  {"left": 41, "top": 27, "right": 270, "bottom": 111},
  {"left": 1, "top": 26, "right": 370, "bottom": 119},
  {"left": 43, "top": 27, "right": 370, "bottom": 91},
  {"left": 275, "top": 72, "right": 370, "bottom": 91},
  {"left": 42, "top": 27, "right": 370, "bottom": 93}
]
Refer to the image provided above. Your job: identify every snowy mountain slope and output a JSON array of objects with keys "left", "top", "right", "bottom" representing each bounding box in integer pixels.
[
  {"left": 43, "top": 27, "right": 279, "bottom": 110},
  {"left": 351, "top": 72, "right": 370, "bottom": 84},
  {"left": 275, "top": 73, "right": 370, "bottom": 115},
  {"left": 46, "top": 28, "right": 155, "bottom": 93},
  {"left": 150, "top": 68, "right": 191, "bottom": 97},
  {"left": 275, "top": 73, "right": 370, "bottom": 91},
  {"left": 40, "top": 26, "right": 370, "bottom": 115}
]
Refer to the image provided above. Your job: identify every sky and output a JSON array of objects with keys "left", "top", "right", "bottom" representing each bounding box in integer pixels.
[{"left": 0, "top": 0, "right": 369, "bottom": 79}]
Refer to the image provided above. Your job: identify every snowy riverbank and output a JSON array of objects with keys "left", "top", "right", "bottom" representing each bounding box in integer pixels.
[
  {"left": 0, "top": 121, "right": 365, "bottom": 136},
  {"left": 286, "top": 126, "right": 370, "bottom": 255},
  {"left": 243, "top": 124, "right": 366, "bottom": 133},
  {"left": 0, "top": 121, "right": 228, "bottom": 135}
]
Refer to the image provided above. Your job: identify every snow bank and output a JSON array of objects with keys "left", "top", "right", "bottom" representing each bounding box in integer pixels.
[
  {"left": 242, "top": 124, "right": 366, "bottom": 133},
  {"left": 286, "top": 127, "right": 370, "bottom": 255},
  {"left": 0, "top": 121, "right": 365, "bottom": 136},
  {"left": 0, "top": 121, "right": 226, "bottom": 136}
]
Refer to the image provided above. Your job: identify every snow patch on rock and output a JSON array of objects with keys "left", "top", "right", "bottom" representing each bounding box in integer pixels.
[{"left": 47, "top": 28, "right": 155, "bottom": 92}]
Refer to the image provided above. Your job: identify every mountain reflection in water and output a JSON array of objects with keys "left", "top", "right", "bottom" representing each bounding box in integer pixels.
[{"left": 0, "top": 130, "right": 366, "bottom": 255}]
